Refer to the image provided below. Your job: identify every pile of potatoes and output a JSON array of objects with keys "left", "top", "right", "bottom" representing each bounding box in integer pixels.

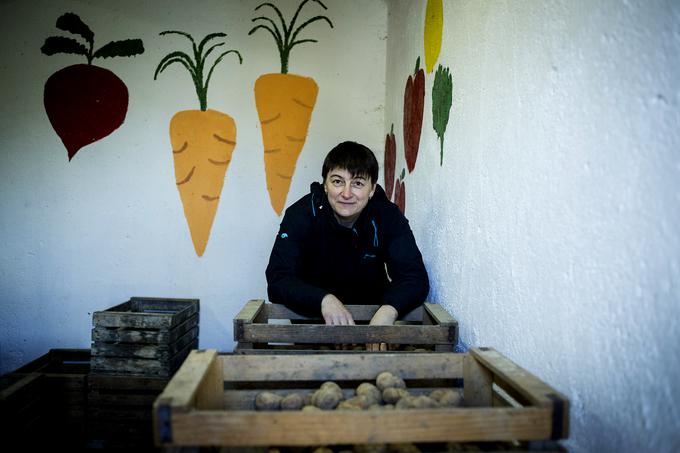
[{"left": 254, "top": 371, "right": 462, "bottom": 411}]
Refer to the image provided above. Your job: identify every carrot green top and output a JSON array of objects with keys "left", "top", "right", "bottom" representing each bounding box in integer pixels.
[
  {"left": 41, "top": 12, "right": 144, "bottom": 64},
  {"left": 154, "top": 31, "right": 243, "bottom": 112},
  {"left": 249, "top": 0, "right": 333, "bottom": 74}
]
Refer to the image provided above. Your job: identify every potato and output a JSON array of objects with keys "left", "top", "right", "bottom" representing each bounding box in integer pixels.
[
  {"left": 388, "top": 443, "right": 421, "bottom": 453},
  {"left": 382, "top": 387, "right": 410, "bottom": 404},
  {"left": 410, "top": 395, "right": 438, "bottom": 409},
  {"left": 376, "top": 372, "right": 406, "bottom": 391},
  {"left": 312, "top": 385, "right": 342, "bottom": 410},
  {"left": 320, "top": 381, "right": 343, "bottom": 394},
  {"left": 430, "top": 389, "right": 462, "bottom": 407},
  {"left": 255, "top": 392, "right": 283, "bottom": 410},
  {"left": 356, "top": 382, "right": 382, "bottom": 405},
  {"left": 303, "top": 393, "right": 314, "bottom": 406},
  {"left": 312, "top": 447, "right": 333, "bottom": 453},
  {"left": 281, "top": 393, "right": 304, "bottom": 410},
  {"left": 354, "top": 444, "right": 387, "bottom": 453},
  {"left": 395, "top": 396, "right": 416, "bottom": 409},
  {"left": 302, "top": 405, "right": 321, "bottom": 412},
  {"left": 338, "top": 395, "right": 371, "bottom": 410}
]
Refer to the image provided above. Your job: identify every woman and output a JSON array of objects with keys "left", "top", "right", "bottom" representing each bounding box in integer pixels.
[{"left": 265, "top": 141, "right": 429, "bottom": 348}]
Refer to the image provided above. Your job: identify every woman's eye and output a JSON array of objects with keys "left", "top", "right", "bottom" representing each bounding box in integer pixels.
[
  {"left": 332, "top": 179, "right": 343, "bottom": 186},
  {"left": 352, "top": 181, "right": 364, "bottom": 188}
]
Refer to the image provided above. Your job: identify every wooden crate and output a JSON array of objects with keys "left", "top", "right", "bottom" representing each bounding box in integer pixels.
[
  {"left": 153, "top": 348, "right": 569, "bottom": 451},
  {"left": 1, "top": 349, "right": 91, "bottom": 448},
  {"left": 91, "top": 296, "right": 199, "bottom": 377},
  {"left": 86, "top": 373, "right": 168, "bottom": 449},
  {"left": 234, "top": 300, "right": 458, "bottom": 353},
  {"left": 14, "top": 348, "right": 90, "bottom": 418},
  {"left": 0, "top": 372, "right": 47, "bottom": 436}
]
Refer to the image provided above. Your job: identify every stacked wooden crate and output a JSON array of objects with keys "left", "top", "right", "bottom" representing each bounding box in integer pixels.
[
  {"left": 88, "top": 296, "right": 199, "bottom": 449},
  {"left": 0, "top": 349, "right": 90, "bottom": 448},
  {"left": 153, "top": 348, "right": 569, "bottom": 452},
  {"left": 234, "top": 299, "right": 459, "bottom": 353}
]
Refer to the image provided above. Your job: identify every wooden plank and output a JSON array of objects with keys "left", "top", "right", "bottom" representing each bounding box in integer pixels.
[
  {"left": 240, "top": 324, "right": 452, "bottom": 344},
  {"left": 234, "top": 300, "right": 265, "bottom": 324},
  {"left": 423, "top": 303, "right": 456, "bottom": 324},
  {"left": 220, "top": 353, "right": 464, "bottom": 382},
  {"left": 233, "top": 300, "right": 266, "bottom": 342},
  {"left": 94, "top": 298, "right": 198, "bottom": 329},
  {"left": 13, "top": 349, "right": 91, "bottom": 374},
  {"left": 92, "top": 314, "right": 199, "bottom": 344},
  {"left": 92, "top": 326, "right": 198, "bottom": 359},
  {"left": 91, "top": 338, "right": 197, "bottom": 377},
  {"left": 470, "top": 348, "right": 569, "bottom": 439},
  {"left": 463, "top": 353, "right": 493, "bottom": 407},
  {"left": 155, "top": 349, "right": 219, "bottom": 410},
  {"left": 470, "top": 348, "right": 565, "bottom": 407},
  {"left": 89, "top": 374, "right": 168, "bottom": 391},
  {"left": 166, "top": 407, "right": 552, "bottom": 446},
  {"left": 263, "top": 303, "right": 424, "bottom": 323},
  {"left": 195, "top": 351, "right": 223, "bottom": 410}
]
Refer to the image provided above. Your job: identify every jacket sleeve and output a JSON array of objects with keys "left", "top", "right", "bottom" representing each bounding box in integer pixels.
[
  {"left": 265, "top": 205, "right": 328, "bottom": 317},
  {"left": 381, "top": 214, "right": 430, "bottom": 317}
]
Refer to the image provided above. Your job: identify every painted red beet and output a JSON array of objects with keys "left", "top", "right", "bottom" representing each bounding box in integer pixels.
[
  {"left": 394, "top": 178, "right": 406, "bottom": 214},
  {"left": 44, "top": 64, "right": 128, "bottom": 160},
  {"left": 403, "top": 57, "right": 425, "bottom": 173},
  {"left": 384, "top": 123, "right": 396, "bottom": 201}
]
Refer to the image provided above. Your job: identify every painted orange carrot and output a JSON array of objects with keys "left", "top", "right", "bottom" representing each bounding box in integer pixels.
[
  {"left": 154, "top": 31, "right": 242, "bottom": 256},
  {"left": 249, "top": 0, "right": 333, "bottom": 215}
]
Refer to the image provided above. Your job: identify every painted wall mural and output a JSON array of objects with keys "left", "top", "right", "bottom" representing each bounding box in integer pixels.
[
  {"left": 403, "top": 57, "right": 425, "bottom": 174},
  {"left": 383, "top": 125, "right": 405, "bottom": 214},
  {"left": 249, "top": 0, "right": 333, "bottom": 216},
  {"left": 41, "top": 13, "right": 144, "bottom": 160},
  {"left": 432, "top": 64, "right": 453, "bottom": 165},
  {"left": 424, "top": 0, "right": 443, "bottom": 74},
  {"left": 154, "top": 31, "right": 243, "bottom": 257},
  {"left": 384, "top": 124, "right": 396, "bottom": 201}
]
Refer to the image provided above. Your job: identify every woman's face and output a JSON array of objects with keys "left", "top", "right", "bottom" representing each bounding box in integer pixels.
[{"left": 324, "top": 168, "right": 376, "bottom": 224}]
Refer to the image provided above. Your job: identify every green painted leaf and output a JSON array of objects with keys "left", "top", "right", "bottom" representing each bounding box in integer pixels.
[
  {"left": 40, "top": 36, "right": 88, "bottom": 57},
  {"left": 432, "top": 64, "right": 453, "bottom": 165},
  {"left": 56, "top": 13, "right": 94, "bottom": 46},
  {"left": 93, "top": 39, "right": 144, "bottom": 59}
]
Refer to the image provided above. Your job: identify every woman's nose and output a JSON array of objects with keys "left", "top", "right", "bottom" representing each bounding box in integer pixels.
[{"left": 341, "top": 185, "right": 353, "bottom": 198}]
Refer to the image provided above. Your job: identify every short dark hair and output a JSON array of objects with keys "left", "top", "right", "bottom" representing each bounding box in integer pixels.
[{"left": 322, "top": 141, "right": 379, "bottom": 184}]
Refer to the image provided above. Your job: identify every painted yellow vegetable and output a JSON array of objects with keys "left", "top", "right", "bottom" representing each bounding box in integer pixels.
[{"left": 424, "top": 0, "right": 443, "bottom": 73}]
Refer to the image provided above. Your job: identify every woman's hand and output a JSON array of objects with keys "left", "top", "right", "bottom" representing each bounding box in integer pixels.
[
  {"left": 321, "top": 294, "right": 355, "bottom": 325},
  {"left": 367, "top": 305, "right": 398, "bottom": 351}
]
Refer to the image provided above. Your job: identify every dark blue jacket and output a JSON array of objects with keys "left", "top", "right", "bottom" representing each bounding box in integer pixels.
[{"left": 265, "top": 182, "right": 429, "bottom": 317}]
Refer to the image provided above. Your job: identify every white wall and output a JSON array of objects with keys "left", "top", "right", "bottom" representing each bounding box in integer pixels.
[
  {"left": 384, "top": 0, "right": 679, "bottom": 451},
  {"left": 0, "top": 0, "right": 387, "bottom": 371}
]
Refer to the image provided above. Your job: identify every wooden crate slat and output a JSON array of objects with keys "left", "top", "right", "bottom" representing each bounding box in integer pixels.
[
  {"left": 240, "top": 324, "right": 452, "bottom": 344},
  {"left": 470, "top": 348, "right": 567, "bottom": 408},
  {"left": 93, "top": 297, "right": 199, "bottom": 329},
  {"left": 92, "top": 326, "right": 198, "bottom": 360},
  {"left": 220, "top": 352, "right": 464, "bottom": 382},
  {"left": 89, "top": 374, "right": 169, "bottom": 391},
  {"left": 92, "top": 313, "right": 199, "bottom": 344},
  {"left": 166, "top": 407, "right": 552, "bottom": 446},
  {"left": 423, "top": 303, "right": 458, "bottom": 325},
  {"left": 234, "top": 300, "right": 265, "bottom": 324},
  {"left": 156, "top": 349, "right": 219, "bottom": 411},
  {"left": 263, "top": 303, "right": 424, "bottom": 323},
  {"left": 91, "top": 338, "right": 197, "bottom": 377},
  {"left": 235, "top": 302, "right": 455, "bottom": 353},
  {"left": 13, "top": 349, "right": 91, "bottom": 374}
]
